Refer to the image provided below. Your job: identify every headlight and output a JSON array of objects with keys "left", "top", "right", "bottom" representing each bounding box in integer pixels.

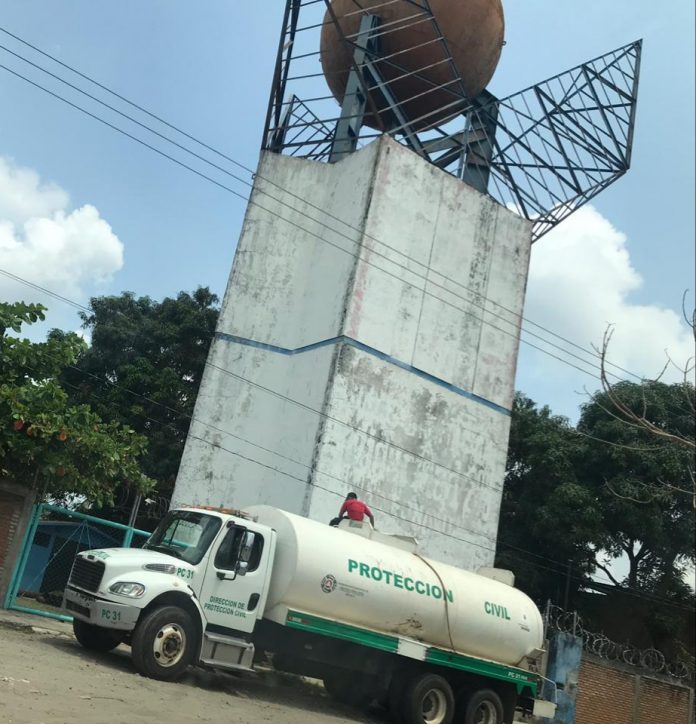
[
  {"left": 143, "top": 563, "right": 176, "bottom": 574},
  {"left": 109, "top": 582, "right": 146, "bottom": 598}
]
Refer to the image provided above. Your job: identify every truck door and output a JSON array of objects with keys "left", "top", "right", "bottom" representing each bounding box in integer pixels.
[{"left": 198, "top": 522, "right": 269, "bottom": 636}]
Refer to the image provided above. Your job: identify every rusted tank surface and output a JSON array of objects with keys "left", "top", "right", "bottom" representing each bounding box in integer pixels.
[{"left": 320, "top": 0, "right": 504, "bottom": 131}]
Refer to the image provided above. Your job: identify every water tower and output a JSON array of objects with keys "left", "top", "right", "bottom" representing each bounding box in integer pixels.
[{"left": 173, "top": 1, "right": 641, "bottom": 570}]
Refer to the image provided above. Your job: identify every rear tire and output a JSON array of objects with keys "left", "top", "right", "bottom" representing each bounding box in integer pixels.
[
  {"left": 131, "top": 606, "right": 198, "bottom": 681},
  {"left": 461, "top": 689, "right": 504, "bottom": 724},
  {"left": 402, "top": 672, "right": 455, "bottom": 724},
  {"left": 72, "top": 619, "right": 123, "bottom": 652}
]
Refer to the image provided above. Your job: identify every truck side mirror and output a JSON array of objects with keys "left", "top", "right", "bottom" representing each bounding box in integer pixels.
[{"left": 236, "top": 531, "right": 255, "bottom": 576}]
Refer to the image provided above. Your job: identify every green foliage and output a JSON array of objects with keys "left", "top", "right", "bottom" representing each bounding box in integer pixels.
[
  {"left": 495, "top": 393, "right": 600, "bottom": 605},
  {"left": 497, "top": 385, "right": 695, "bottom": 653},
  {"left": 577, "top": 381, "right": 695, "bottom": 588},
  {"left": 60, "top": 288, "right": 219, "bottom": 520},
  {"left": 0, "top": 301, "right": 153, "bottom": 505}
]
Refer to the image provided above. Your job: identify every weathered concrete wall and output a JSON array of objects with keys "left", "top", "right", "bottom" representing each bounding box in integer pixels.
[
  {"left": 173, "top": 136, "right": 532, "bottom": 569},
  {"left": 0, "top": 481, "right": 35, "bottom": 607}
]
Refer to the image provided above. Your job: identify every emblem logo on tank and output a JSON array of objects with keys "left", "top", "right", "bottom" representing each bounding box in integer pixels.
[{"left": 320, "top": 574, "right": 337, "bottom": 594}]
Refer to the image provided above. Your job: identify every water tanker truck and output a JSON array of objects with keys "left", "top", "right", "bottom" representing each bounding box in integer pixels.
[{"left": 63, "top": 505, "right": 556, "bottom": 724}]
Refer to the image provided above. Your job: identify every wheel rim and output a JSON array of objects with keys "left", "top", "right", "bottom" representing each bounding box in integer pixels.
[
  {"left": 421, "top": 688, "right": 448, "bottom": 724},
  {"left": 473, "top": 701, "right": 499, "bottom": 724},
  {"left": 152, "top": 623, "right": 187, "bottom": 668}
]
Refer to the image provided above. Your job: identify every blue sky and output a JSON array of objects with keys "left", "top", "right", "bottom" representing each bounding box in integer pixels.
[{"left": 1, "top": 0, "right": 694, "bottom": 420}]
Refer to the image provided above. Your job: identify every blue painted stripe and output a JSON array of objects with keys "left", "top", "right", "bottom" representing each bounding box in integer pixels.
[{"left": 215, "top": 332, "right": 511, "bottom": 416}]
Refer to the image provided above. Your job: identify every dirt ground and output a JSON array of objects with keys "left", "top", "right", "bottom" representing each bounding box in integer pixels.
[{"left": 0, "top": 625, "right": 386, "bottom": 724}]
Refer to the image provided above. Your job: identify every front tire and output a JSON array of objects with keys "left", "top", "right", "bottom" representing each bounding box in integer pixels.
[
  {"left": 72, "top": 619, "right": 123, "bottom": 652},
  {"left": 402, "top": 672, "right": 455, "bottom": 724},
  {"left": 131, "top": 606, "right": 197, "bottom": 681}
]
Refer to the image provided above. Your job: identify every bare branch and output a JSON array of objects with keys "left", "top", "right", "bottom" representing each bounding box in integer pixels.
[
  {"left": 681, "top": 289, "right": 695, "bottom": 336},
  {"left": 595, "top": 561, "right": 623, "bottom": 587},
  {"left": 598, "top": 327, "right": 695, "bottom": 450},
  {"left": 604, "top": 479, "right": 656, "bottom": 504}
]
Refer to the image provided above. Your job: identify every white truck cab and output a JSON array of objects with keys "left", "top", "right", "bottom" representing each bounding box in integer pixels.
[
  {"left": 64, "top": 505, "right": 556, "bottom": 724},
  {"left": 65, "top": 506, "right": 273, "bottom": 675}
]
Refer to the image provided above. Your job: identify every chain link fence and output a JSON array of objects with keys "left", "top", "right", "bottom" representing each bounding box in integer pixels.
[
  {"left": 5, "top": 503, "right": 152, "bottom": 621},
  {"left": 545, "top": 604, "right": 695, "bottom": 683}
]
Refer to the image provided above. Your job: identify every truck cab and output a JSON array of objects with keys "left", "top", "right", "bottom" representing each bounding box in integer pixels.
[{"left": 64, "top": 506, "right": 275, "bottom": 678}]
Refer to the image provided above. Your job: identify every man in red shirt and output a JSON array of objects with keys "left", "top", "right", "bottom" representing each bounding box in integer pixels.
[{"left": 337, "top": 492, "right": 375, "bottom": 527}]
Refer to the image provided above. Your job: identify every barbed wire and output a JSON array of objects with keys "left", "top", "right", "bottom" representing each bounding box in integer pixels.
[{"left": 545, "top": 604, "right": 695, "bottom": 682}]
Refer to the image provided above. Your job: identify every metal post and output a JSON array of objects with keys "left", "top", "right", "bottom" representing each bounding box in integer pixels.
[
  {"left": 123, "top": 493, "right": 142, "bottom": 548},
  {"left": 268, "top": 95, "right": 297, "bottom": 153},
  {"left": 329, "top": 14, "right": 380, "bottom": 162},
  {"left": 563, "top": 558, "right": 572, "bottom": 610},
  {"left": 632, "top": 675, "right": 642, "bottom": 724},
  {"left": 460, "top": 91, "right": 499, "bottom": 194}
]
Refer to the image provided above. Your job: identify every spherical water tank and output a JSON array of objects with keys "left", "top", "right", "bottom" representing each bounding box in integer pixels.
[{"left": 320, "top": 0, "right": 504, "bottom": 132}]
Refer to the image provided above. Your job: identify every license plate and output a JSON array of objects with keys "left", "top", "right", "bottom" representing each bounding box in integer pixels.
[{"left": 98, "top": 607, "right": 123, "bottom": 624}]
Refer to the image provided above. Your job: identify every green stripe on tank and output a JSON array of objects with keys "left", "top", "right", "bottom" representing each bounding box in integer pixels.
[
  {"left": 285, "top": 610, "right": 540, "bottom": 697},
  {"left": 426, "top": 648, "right": 539, "bottom": 697},
  {"left": 285, "top": 611, "right": 399, "bottom": 653}
]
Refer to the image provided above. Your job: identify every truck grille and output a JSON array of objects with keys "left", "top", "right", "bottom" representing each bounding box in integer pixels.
[{"left": 69, "top": 557, "right": 105, "bottom": 592}]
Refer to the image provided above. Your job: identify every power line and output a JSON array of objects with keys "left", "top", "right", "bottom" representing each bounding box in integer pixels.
[
  {"left": 51, "top": 363, "right": 498, "bottom": 553},
  {"left": 0, "top": 30, "right": 646, "bottom": 384},
  {"left": 1, "top": 263, "right": 513, "bottom": 499},
  {"left": 1, "top": 34, "right": 690, "bottom": 610},
  {"left": 0, "top": 60, "right": 609, "bottom": 385},
  {"left": 72, "top": 378, "right": 696, "bottom": 611},
  {"left": 14, "top": 308, "right": 693, "bottom": 612},
  {"left": 43, "top": 363, "right": 695, "bottom": 611}
]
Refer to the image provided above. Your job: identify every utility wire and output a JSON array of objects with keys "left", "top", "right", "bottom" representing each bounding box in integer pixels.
[
  {"left": 42, "top": 363, "right": 695, "bottom": 611},
  {"left": 0, "top": 59, "right": 608, "bottom": 384},
  {"left": 1, "top": 34, "right": 689, "bottom": 609},
  {"left": 51, "top": 364, "right": 498, "bottom": 553},
  {"left": 0, "top": 27, "right": 646, "bottom": 383},
  {"left": 1, "top": 263, "right": 514, "bottom": 499}
]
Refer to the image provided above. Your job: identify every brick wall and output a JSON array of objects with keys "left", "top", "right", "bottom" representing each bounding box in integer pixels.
[
  {"left": 576, "top": 656, "right": 693, "bottom": 724},
  {"left": 0, "top": 481, "right": 35, "bottom": 606}
]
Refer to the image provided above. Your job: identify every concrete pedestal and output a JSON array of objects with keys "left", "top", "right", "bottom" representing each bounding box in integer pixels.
[{"left": 172, "top": 136, "right": 532, "bottom": 570}]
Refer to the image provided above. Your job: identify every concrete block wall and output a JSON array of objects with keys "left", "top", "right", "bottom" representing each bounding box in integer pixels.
[
  {"left": 173, "top": 136, "right": 533, "bottom": 569},
  {"left": 575, "top": 657, "right": 693, "bottom": 724}
]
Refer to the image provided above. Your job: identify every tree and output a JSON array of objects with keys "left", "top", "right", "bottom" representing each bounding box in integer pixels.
[
  {"left": 497, "top": 387, "right": 695, "bottom": 610},
  {"left": 59, "top": 288, "right": 219, "bottom": 522},
  {"left": 577, "top": 381, "right": 695, "bottom": 590},
  {"left": 495, "top": 393, "right": 602, "bottom": 607},
  {"left": 0, "top": 301, "right": 152, "bottom": 505},
  {"left": 598, "top": 319, "right": 695, "bottom": 505}
]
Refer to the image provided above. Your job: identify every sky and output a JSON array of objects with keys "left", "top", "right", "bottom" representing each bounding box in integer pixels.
[{"left": 0, "top": 0, "right": 694, "bottom": 425}]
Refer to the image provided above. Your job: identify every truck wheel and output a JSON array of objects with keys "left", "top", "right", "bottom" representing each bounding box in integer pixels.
[
  {"left": 461, "top": 689, "right": 504, "bottom": 724},
  {"left": 131, "top": 606, "right": 197, "bottom": 681},
  {"left": 402, "top": 672, "right": 455, "bottom": 724},
  {"left": 72, "top": 619, "right": 123, "bottom": 652}
]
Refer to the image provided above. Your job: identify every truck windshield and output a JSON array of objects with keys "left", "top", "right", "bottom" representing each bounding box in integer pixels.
[{"left": 144, "top": 511, "right": 222, "bottom": 565}]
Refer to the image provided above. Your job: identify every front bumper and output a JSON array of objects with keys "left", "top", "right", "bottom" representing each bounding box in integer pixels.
[{"left": 63, "top": 585, "right": 140, "bottom": 631}]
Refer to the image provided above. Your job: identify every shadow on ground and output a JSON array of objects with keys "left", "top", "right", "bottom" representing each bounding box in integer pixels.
[{"left": 42, "top": 635, "right": 386, "bottom": 722}]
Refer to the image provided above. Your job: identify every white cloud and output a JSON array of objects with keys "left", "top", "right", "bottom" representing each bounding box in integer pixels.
[
  {"left": 0, "top": 157, "right": 124, "bottom": 320},
  {"left": 518, "top": 205, "right": 693, "bottom": 417},
  {"left": 0, "top": 157, "right": 69, "bottom": 225}
]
